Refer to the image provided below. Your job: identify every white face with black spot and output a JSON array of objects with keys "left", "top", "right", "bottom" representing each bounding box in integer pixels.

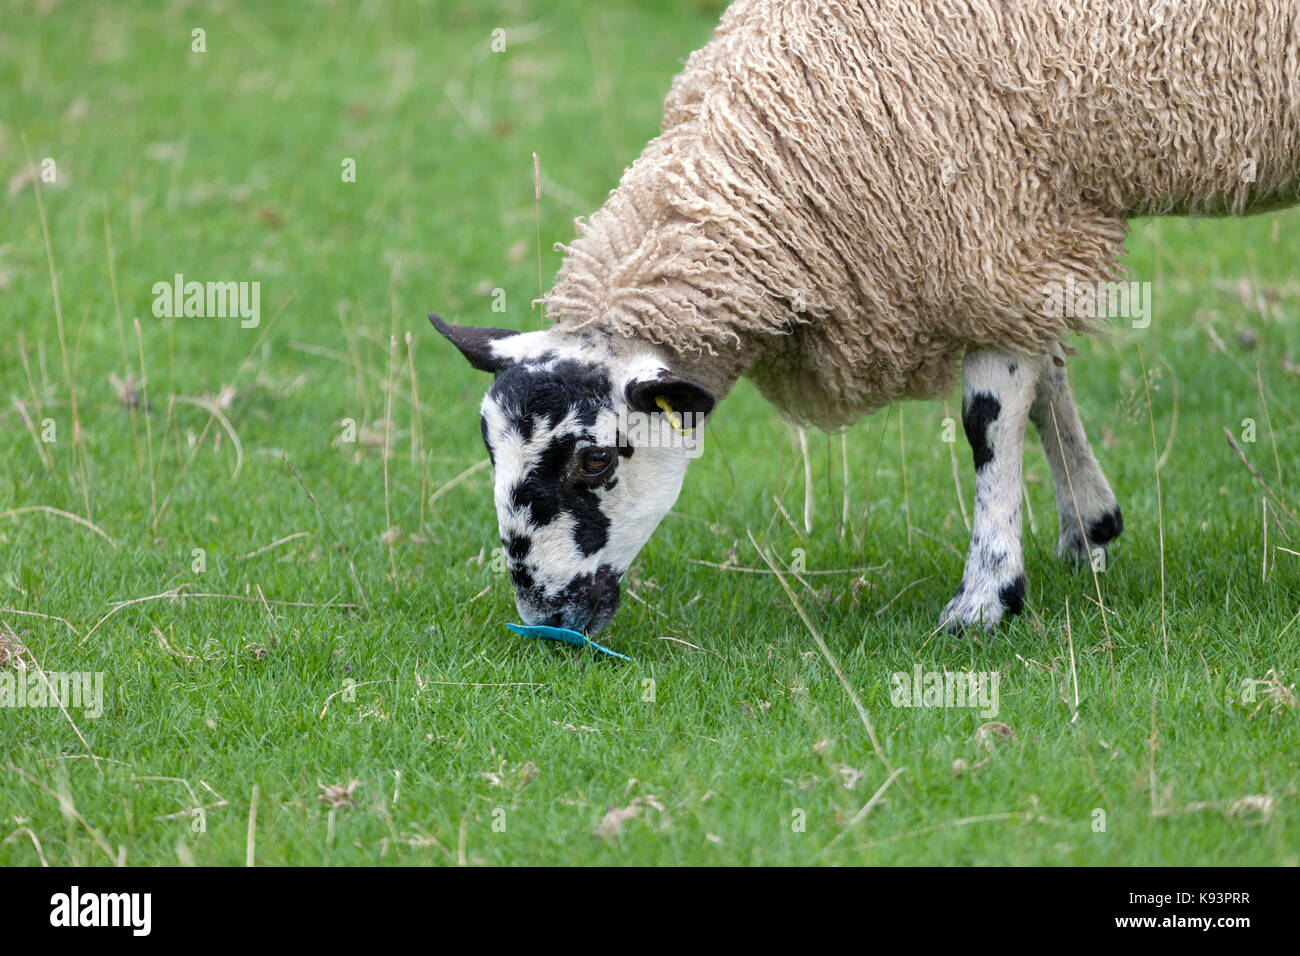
[{"left": 433, "top": 317, "right": 716, "bottom": 634}]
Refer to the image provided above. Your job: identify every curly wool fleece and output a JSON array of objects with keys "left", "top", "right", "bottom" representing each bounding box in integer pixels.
[{"left": 543, "top": 0, "right": 1300, "bottom": 428}]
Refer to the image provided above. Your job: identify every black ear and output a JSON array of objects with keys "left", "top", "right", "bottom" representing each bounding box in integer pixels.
[
  {"left": 625, "top": 373, "right": 716, "bottom": 431},
  {"left": 430, "top": 314, "right": 518, "bottom": 373}
]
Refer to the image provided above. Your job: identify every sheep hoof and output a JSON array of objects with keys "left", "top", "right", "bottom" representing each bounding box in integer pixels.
[
  {"left": 1056, "top": 505, "right": 1124, "bottom": 567},
  {"left": 939, "top": 574, "right": 1025, "bottom": 633},
  {"left": 1056, "top": 531, "right": 1096, "bottom": 565}
]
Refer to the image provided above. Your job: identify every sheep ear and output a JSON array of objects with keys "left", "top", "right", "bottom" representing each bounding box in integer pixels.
[
  {"left": 625, "top": 373, "right": 716, "bottom": 431},
  {"left": 430, "top": 314, "right": 518, "bottom": 373}
]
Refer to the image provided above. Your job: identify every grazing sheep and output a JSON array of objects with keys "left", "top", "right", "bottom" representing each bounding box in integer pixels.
[{"left": 436, "top": 0, "right": 1300, "bottom": 636}]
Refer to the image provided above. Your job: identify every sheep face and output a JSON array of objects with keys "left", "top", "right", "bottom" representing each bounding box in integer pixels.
[{"left": 432, "top": 316, "right": 714, "bottom": 634}]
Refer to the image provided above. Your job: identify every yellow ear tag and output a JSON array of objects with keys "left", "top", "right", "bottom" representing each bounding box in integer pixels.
[{"left": 654, "top": 395, "right": 689, "bottom": 436}]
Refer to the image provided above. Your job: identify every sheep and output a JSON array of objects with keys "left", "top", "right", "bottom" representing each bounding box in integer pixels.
[{"left": 435, "top": 0, "right": 1300, "bottom": 636}]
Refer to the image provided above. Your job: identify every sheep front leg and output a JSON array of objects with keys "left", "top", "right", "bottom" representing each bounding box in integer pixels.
[
  {"left": 1028, "top": 355, "right": 1123, "bottom": 564},
  {"left": 941, "top": 350, "right": 1040, "bottom": 631}
]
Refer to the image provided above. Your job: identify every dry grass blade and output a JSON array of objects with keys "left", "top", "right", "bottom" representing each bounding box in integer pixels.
[
  {"left": 1223, "top": 427, "right": 1297, "bottom": 523},
  {"left": 382, "top": 330, "right": 398, "bottom": 581},
  {"left": 689, "top": 558, "right": 887, "bottom": 576},
  {"left": 826, "top": 765, "right": 909, "bottom": 850},
  {"left": 246, "top": 784, "right": 259, "bottom": 867},
  {"left": 797, "top": 425, "right": 813, "bottom": 533},
  {"left": 898, "top": 405, "right": 912, "bottom": 548},
  {"left": 943, "top": 399, "right": 970, "bottom": 532},
  {"left": 318, "top": 679, "right": 398, "bottom": 719},
  {"left": 81, "top": 585, "right": 357, "bottom": 646},
  {"left": 151, "top": 292, "right": 294, "bottom": 533},
  {"left": 171, "top": 393, "right": 245, "bottom": 478},
  {"left": 655, "top": 634, "right": 725, "bottom": 661},
  {"left": 533, "top": 152, "right": 545, "bottom": 313},
  {"left": 874, "top": 575, "right": 933, "bottom": 618},
  {"left": 1046, "top": 400, "right": 1117, "bottom": 683},
  {"left": 2, "top": 620, "right": 99, "bottom": 762},
  {"left": 282, "top": 451, "right": 370, "bottom": 611},
  {"left": 405, "top": 331, "right": 423, "bottom": 471},
  {"left": 746, "top": 529, "right": 896, "bottom": 777},
  {"left": 852, "top": 809, "right": 1067, "bottom": 850},
  {"left": 3, "top": 826, "right": 50, "bottom": 866},
  {"left": 428, "top": 458, "right": 490, "bottom": 507},
  {"left": 0, "top": 608, "right": 79, "bottom": 636},
  {"left": 0, "top": 505, "right": 117, "bottom": 548},
  {"left": 10, "top": 396, "right": 54, "bottom": 470},
  {"left": 22, "top": 132, "right": 92, "bottom": 520},
  {"left": 7, "top": 764, "right": 120, "bottom": 865},
  {"left": 1064, "top": 598, "right": 1080, "bottom": 724},
  {"left": 237, "top": 531, "right": 312, "bottom": 561},
  {"left": 80, "top": 586, "right": 185, "bottom": 646}
]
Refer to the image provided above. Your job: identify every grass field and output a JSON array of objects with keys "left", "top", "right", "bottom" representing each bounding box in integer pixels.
[{"left": 1, "top": 0, "right": 1298, "bottom": 866}]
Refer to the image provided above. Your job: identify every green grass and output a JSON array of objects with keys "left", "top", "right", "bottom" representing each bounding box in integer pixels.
[{"left": 1, "top": 0, "right": 1297, "bottom": 866}]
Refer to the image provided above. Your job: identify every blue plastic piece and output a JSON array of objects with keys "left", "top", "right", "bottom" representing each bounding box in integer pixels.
[{"left": 505, "top": 623, "right": 631, "bottom": 661}]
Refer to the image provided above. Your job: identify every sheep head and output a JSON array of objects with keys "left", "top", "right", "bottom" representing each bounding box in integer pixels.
[{"left": 432, "top": 315, "right": 714, "bottom": 635}]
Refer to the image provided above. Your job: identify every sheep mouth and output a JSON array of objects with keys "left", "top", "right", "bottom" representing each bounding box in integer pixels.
[
  {"left": 581, "top": 581, "right": 622, "bottom": 635},
  {"left": 517, "top": 566, "right": 623, "bottom": 636}
]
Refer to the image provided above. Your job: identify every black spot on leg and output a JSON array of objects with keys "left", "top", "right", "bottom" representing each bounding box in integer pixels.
[
  {"left": 1007, "top": 361, "right": 1017, "bottom": 375},
  {"left": 962, "top": 392, "right": 1001, "bottom": 472},
  {"left": 1087, "top": 505, "right": 1124, "bottom": 546},
  {"left": 998, "top": 574, "right": 1026, "bottom": 617}
]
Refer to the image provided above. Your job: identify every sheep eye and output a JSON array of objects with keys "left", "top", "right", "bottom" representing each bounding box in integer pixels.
[{"left": 577, "top": 447, "right": 615, "bottom": 480}]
